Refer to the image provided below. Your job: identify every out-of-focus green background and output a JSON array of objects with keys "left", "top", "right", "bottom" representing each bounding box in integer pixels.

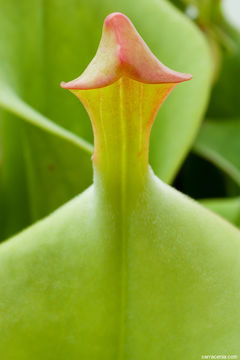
[{"left": 172, "top": 0, "right": 240, "bottom": 225}]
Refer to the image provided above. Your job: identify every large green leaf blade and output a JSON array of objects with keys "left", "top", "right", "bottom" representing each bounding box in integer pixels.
[{"left": 0, "top": 173, "right": 240, "bottom": 358}]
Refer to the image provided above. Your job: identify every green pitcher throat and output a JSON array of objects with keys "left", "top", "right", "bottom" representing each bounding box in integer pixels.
[
  {"left": 0, "top": 12, "right": 239, "bottom": 360},
  {"left": 71, "top": 79, "right": 174, "bottom": 194}
]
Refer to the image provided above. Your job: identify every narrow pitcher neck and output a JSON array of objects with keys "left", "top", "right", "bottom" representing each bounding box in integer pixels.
[{"left": 72, "top": 77, "right": 174, "bottom": 196}]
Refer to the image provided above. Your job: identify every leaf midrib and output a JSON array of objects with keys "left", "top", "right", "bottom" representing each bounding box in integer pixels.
[{"left": 118, "top": 77, "right": 128, "bottom": 360}]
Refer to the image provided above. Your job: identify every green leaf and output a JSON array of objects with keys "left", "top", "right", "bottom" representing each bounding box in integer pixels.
[
  {"left": 0, "top": 86, "right": 93, "bottom": 154},
  {"left": 2, "top": 177, "right": 240, "bottom": 358},
  {"left": 0, "top": 13, "right": 239, "bottom": 358},
  {"left": 201, "top": 197, "right": 240, "bottom": 227},
  {"left": 0, "top": 112, "right": 31, "bottom": 240},
  {"left": 0, "top": 89, "right": 93, "bottom": 240},
  {"left": 0, "top": 87, "right": 93, "bottom": 240},
  {"left": 144, "top": 0, "right": 213, "bottom": 182},
  {"left": 207, "top": 34, "right": 240, "bottom": 118},
  {"left": 193, "top": 119, "right": 240, "bottom": 186},
  {"left": 0, "top": 1, "right": 96, "bottom": 239},
  {"left": 0, "top": 0, "right": 212, "bottom": 238},
  {"left": 0, "top": 110, "right": 93, "bottom": 240}
]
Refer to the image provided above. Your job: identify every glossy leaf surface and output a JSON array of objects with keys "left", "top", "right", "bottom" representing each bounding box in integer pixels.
[
  {"left": 0, "top": 13, "right": 239, "bottom": 359},
  {"left": 0, "top": 0, "right": 212, "bottom": 239}
]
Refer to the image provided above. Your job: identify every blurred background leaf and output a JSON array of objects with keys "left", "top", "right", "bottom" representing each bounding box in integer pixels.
[
  {"left": 171, "top": 0, "right": 240, "bottom": 227},
  {"left": 193, "top": 119, "right": 240, "bottom": 186},
  {"left": 200, "top": 196, "right": 240, "bottom": 227},
  {"left": 207, "top": 34, "right": 240, "bottom": 118}
]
